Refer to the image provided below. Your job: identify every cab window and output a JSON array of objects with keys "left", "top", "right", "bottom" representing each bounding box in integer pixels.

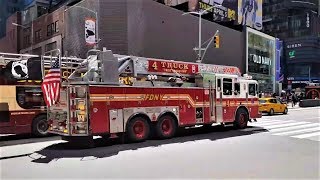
[
  {"left": 259, "top": 99, "right": 266, "bottom": 104},
  {"left": 248, "top": 83, "right": 256, "bottom": 96},
  {"left": 234, "top": 83, "right": 240, "bottom": 95},
  {"left": 223, "top": 78, "right": 232, "bottom": 95},
  {"left": 268, "top": 99, "right": 277, "bottom": 103},
  {"left": 16, "top": 87, "right": 45, "bottom": 109},
  {"left": 217, "top": 78, "right": 221, "bottom": 91}
]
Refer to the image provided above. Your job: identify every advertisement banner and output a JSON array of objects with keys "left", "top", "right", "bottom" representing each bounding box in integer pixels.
[
  {"left": 275, "top": 39, "right": 283, "bottom": 82},
  {"left": 238, "top": 0, "right": 262, "bottom": 30},
  {"left": 198, "top": 0, "right": 238, "bottom": 22},
  {"left": 247, "top": 28, "right": 275, "bottom": 93},
  {"left": 85, "top": 18, "right": 96, "bottom": 45}
]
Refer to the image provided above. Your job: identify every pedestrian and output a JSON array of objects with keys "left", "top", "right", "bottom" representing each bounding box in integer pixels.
[{"left": 292, "top": 93, "right": 298, "bottom": 107}]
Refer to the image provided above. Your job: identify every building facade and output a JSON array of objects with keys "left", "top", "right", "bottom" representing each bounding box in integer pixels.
[
  {"left": 285, "top": 36, "right": 320, "bottom": 89},
  {"left": 263, "top": 0, "right": 320, "bottom": 90},
  {"left": 19, "top": 6, "right": 64, "bottom": 55},
  {"left": 0, "top": 12, "right": 22, "bottom": 53},
  {"left": 0, "top": 0, "right": 25, "bottom": 38},
  {"left": 63, "top": 0, "right": 247, "bottom": 71},
  {"left": 246, "top": 27, "right": 276, "bottom": 93}
]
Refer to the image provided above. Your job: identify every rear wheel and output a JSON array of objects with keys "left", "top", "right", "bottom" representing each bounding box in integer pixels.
[
  {"left": 126, "top": 116, "right": 150, "bottom": 142},
  {"left": 156, "top": 115, "right": 177, "bottom": 139},
  {"left": 234, "top": 108, "right": 249, "bottom": 129},
  {"left": 283, "top": 107, "right": 288, "bottom": 114},
  {"left": 32, "top": 115, "right": 49, "bottom": 137},
  {"left": 269, "top": 108, "right": 274, "bottom": 116}
]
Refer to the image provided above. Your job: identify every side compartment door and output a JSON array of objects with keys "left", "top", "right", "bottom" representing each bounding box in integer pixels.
[
  {"left": 215, "top": 78, "right": 223, "bottom": 123},
  {"left": 209, "top": 80, "right": 216, "bottom": 122}
]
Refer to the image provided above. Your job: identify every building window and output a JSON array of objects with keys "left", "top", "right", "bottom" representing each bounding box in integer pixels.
[
  {"left": 45, "top": 41, "right": 57, "bottom": 51},
  {"left": 47, "top": 24, "right": 51, "bottom": 36},
  {"left": 35, "top": 29, "right": 42, "bottom": 42},
  {"left": 47, "top": 21, "right": 59, "bottom": 36},
  {"left": 24, "top": 35, "right": 30, "bottom": 47},
  {"left": 55, "top": 21, "right": 59, "bottom": 33},
  {"left": 16, "top": 87, "right": 45, "bottom": 109}
]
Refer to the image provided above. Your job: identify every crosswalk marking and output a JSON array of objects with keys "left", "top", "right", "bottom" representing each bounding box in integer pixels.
[
  {"left": 253, "top": 120, "right": 282, "bottom": 124},
  {"left": 244, "top": 119, "right": 320, "bottom": 142},
  {"left": 262, "top": 122, "right": 310, "bottom": 129},
  {"left": 274, "top": 126, "right": 320, "bottom": 136},
  {"left": 243, "top": 121, "right": 306, "bottom": 132},
  {"left": 269, "top": 123, "right": 319, "bottom": 133},
  {"left": 250, "top": 120, "right": 294, "bottom": 126},
  {"left": 291, "top": 131, "right": 320, "bottom": 139}
]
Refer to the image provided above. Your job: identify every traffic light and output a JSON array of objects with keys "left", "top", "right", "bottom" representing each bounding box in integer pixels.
[{"left": 214, "top": 35, "right": 220, "bottom": 48}]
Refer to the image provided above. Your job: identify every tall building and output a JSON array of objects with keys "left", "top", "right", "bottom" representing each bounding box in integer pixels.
[
  {"left": 263, "top": 0, "right": 320, "bottom": 90},
  {"left": 0, "top": 0, "right": 25, "bottom": 38},
  {"left": 0, "top": 0, "right": 69, "bottom": 54}
]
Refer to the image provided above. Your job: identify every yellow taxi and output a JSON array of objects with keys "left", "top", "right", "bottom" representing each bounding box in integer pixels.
[{"left": 259, "top": 97, "right": 288, "bottom": 115}]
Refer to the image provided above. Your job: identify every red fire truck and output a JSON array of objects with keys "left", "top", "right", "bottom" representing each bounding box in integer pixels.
[
  {"left": 0, "top": 51, "right": 82, "bottom": 136},
  {"left": 47, "top": 49, "right": 261, "bottom": 145}
]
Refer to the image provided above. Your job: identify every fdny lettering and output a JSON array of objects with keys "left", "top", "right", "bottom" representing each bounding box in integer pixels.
[{"left": 144, "top": 94, "right": 165, "bottom": 101}]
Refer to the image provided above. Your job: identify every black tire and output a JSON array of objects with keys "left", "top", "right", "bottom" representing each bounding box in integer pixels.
[
  {"left": 126, "top": 116, "right": 150, "bottom": 142},
  {"left": 234, "top": 108, "right": 249, "bottom": 129},
  {"left": 32, "top": 115, "right": 49, "bottom": 137},
  {"left": 269, "top": 108, "right": 274, "bottom": 116},
  {"left": 283, "top": 107, "right": 288, "bottom": 114},
  {"left": 156, "top": 115, "right": 177, "bottom": 139}
]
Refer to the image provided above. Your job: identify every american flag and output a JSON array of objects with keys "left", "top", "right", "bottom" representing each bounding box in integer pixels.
[{"left": 41, "top": 58, "right": 61, "bottom": 107}]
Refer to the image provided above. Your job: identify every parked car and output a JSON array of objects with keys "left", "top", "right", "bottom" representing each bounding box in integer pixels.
[{"left": 259, "top": 97, "right": 288, "bottom": 115}]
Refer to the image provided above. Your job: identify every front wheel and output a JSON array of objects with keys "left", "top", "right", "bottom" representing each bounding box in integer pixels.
[
  {"left": 269, "top": 108, "right": 274, "bottom": 116},
  {"left": 234, "top": 108, "right": 249, "bottom": 129},
  {"left": 283, "top": 108, "right": 288, "bottom": 114},
  {"left": 32, "top": 115, "right": 49, "bottom": 137}
]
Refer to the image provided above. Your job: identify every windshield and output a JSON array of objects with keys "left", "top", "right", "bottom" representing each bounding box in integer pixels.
[{"left": 259, "top": 100, "right": 266, "bottom": 104}]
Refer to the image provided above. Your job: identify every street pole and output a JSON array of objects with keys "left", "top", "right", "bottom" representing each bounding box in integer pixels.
[
  {"left": 198, "top": 13, "right": 201, "bottom": 62},
  {"left": 31, "top": 21, "right": 33, "bottom": 53},
  {"left": 95, "top": 11, "right": 98, "bottom": 49},
  {"left": 182, "top": 4, "right": 221, "bottom": 63},
  {"left": 309, "top": 65, "right": 311, "bottom": 83}
]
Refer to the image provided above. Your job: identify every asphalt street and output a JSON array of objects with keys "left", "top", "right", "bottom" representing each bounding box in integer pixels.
[{"left": 0, "top": 107, "right": 319, "bottom": 179}]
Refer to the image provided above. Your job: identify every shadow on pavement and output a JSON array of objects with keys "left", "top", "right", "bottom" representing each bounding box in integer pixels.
[
  {"left": 0, "top": 135, "right": 59, "bottom": 147},
  {"left": 30, "top": 125, "right": 268, "bottom": 164}
]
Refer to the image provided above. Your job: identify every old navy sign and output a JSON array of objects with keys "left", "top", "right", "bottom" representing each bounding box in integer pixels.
[{"left": 148, "top": 59, "right": 241, "bottom": 76}]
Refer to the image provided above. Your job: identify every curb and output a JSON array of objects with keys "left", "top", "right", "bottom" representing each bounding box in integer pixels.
[{"left": 288, "top": 106, "right": 320, "bottom": 111}]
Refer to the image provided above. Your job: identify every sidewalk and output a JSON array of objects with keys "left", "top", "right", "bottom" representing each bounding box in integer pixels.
[
  {"left": 286, "top": 102, "right": 320, "bottom": 110},
  {"left": 287, "top": 102, "right": 300, "bottom": 109}
]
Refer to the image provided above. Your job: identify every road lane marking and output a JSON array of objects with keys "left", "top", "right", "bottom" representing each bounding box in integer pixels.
[
  {"left": 274, "top": 126, "right": 320, "bottom": 136},
  {"left": 261, "top": 117, "right": 320, "bottom": 121},
  {"left": 250, "top": 120, "right": 295, "bottom": 126},
  {"left": 243, "top": 122, "right": 308, "bottom": 132},
  {"left": 254, "top": 119, "right": 283, "bottom": 123},
  {"left": 270, "top": 123, "right": 319, "bottom": 133},
  {"left": 291, "top": 131, "right": 320, "bottom": 139},
  {"left": 262, "top": 122, "right": 310, "bottom": 129}
]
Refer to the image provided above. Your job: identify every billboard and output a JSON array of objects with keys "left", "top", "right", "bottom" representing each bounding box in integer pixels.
[
  {"left": 238, "top": 0, "right": 262, "bottom": 30},
  {"left": 85, "top": 18, "right": 96, "bottom": 46},
  {"left": 246, "top": 28, "right": 276, "bottom": 93},
  {"left": 198, "top": 0, "right": 238, "bottom": 22},
  {"left": 275, "top": 39, "right": 283, "bottom": 82}
]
